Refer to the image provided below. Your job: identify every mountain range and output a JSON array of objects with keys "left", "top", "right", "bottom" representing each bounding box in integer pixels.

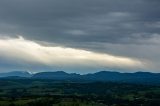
[
  {"left": 0, "top": 71, "right": 160, "bottom": 85},
  {"left": 0, "top": 71, "right": 32, "bottom": 78}
]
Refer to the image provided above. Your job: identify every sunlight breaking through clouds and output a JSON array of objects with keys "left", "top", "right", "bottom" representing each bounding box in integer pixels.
[{"left": 0, "top": 36, "right": 147, "bottom": 71}]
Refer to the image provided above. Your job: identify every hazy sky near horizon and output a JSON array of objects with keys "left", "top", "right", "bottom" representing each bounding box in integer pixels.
[{"left": 0, "top": 0, "right": 160, "bottom": 73}]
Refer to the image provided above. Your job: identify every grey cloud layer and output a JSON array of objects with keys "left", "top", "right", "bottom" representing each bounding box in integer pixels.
[
  {"left": 0, "top": 0, "right": 160, "bottom": 43},
  {"left": 0, "top": 0, "right": 160, "bottom": 72}
]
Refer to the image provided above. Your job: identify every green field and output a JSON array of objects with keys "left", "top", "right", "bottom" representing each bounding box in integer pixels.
[{"left": 0, "top": 79, "right": 160, "bottom": 106}]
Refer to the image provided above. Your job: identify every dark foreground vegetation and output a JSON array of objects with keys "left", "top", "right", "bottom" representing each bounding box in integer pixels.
[{"left": 0, "top": 79, "right": 160, "bottom": 106}]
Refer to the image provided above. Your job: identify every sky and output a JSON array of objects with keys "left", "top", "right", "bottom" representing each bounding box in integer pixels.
[{"left": 0, "top": 0, "right": 160, "bottom": 73}]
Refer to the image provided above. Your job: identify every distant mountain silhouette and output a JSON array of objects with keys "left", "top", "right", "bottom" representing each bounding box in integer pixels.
[
  {"left": 0, "top": 71, "right": 32, "bottom": 77},
  {"left": 32, "top": 71, "right": 160, "bottom": 84},
  {"left": 33, "top": 71, "right": 80, "bottom": 80},
  {"left": 1, "top": 71, "right": 160, "bottom": 85},
  {"left": 82, "top": 71, "right": 160, "bottom": 84}
]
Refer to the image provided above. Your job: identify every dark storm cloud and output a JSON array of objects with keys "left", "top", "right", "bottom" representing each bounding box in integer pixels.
[
  {"left": 0, "top": 0, "right": 160, "bottom": 72},
  {"left": 0, "top": 0, "right": 160, "bottom": 44}
]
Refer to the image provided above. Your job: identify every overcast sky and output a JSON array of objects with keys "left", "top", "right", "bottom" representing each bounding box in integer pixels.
[{"left": 0, "top": 0, "right": 160, "bottom": 73}]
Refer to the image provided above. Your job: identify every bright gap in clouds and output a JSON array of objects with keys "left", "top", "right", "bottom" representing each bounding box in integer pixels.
[{"left": 0, "top": 36, "right": 147, "bottom": 71}]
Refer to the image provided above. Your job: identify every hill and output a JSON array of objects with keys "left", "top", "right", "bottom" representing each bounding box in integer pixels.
[
  {"left": 0, "top": 71, "right": 32, "bottom": 78},
  {"left": 1, "top": 71, "right": 160, "bottom": 85}
]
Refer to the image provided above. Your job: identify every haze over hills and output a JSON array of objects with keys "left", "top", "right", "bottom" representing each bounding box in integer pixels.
[
  {"left": 0, "top": 71, "right": 160, "bottom": 85},
  {"left": 0, "top": 71, "right": 32, "bottom": 78}
]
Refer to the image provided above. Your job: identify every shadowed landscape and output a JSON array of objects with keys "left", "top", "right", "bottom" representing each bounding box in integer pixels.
[{"left": 0, "top": 71, "right": 160, "bottom": 106}]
